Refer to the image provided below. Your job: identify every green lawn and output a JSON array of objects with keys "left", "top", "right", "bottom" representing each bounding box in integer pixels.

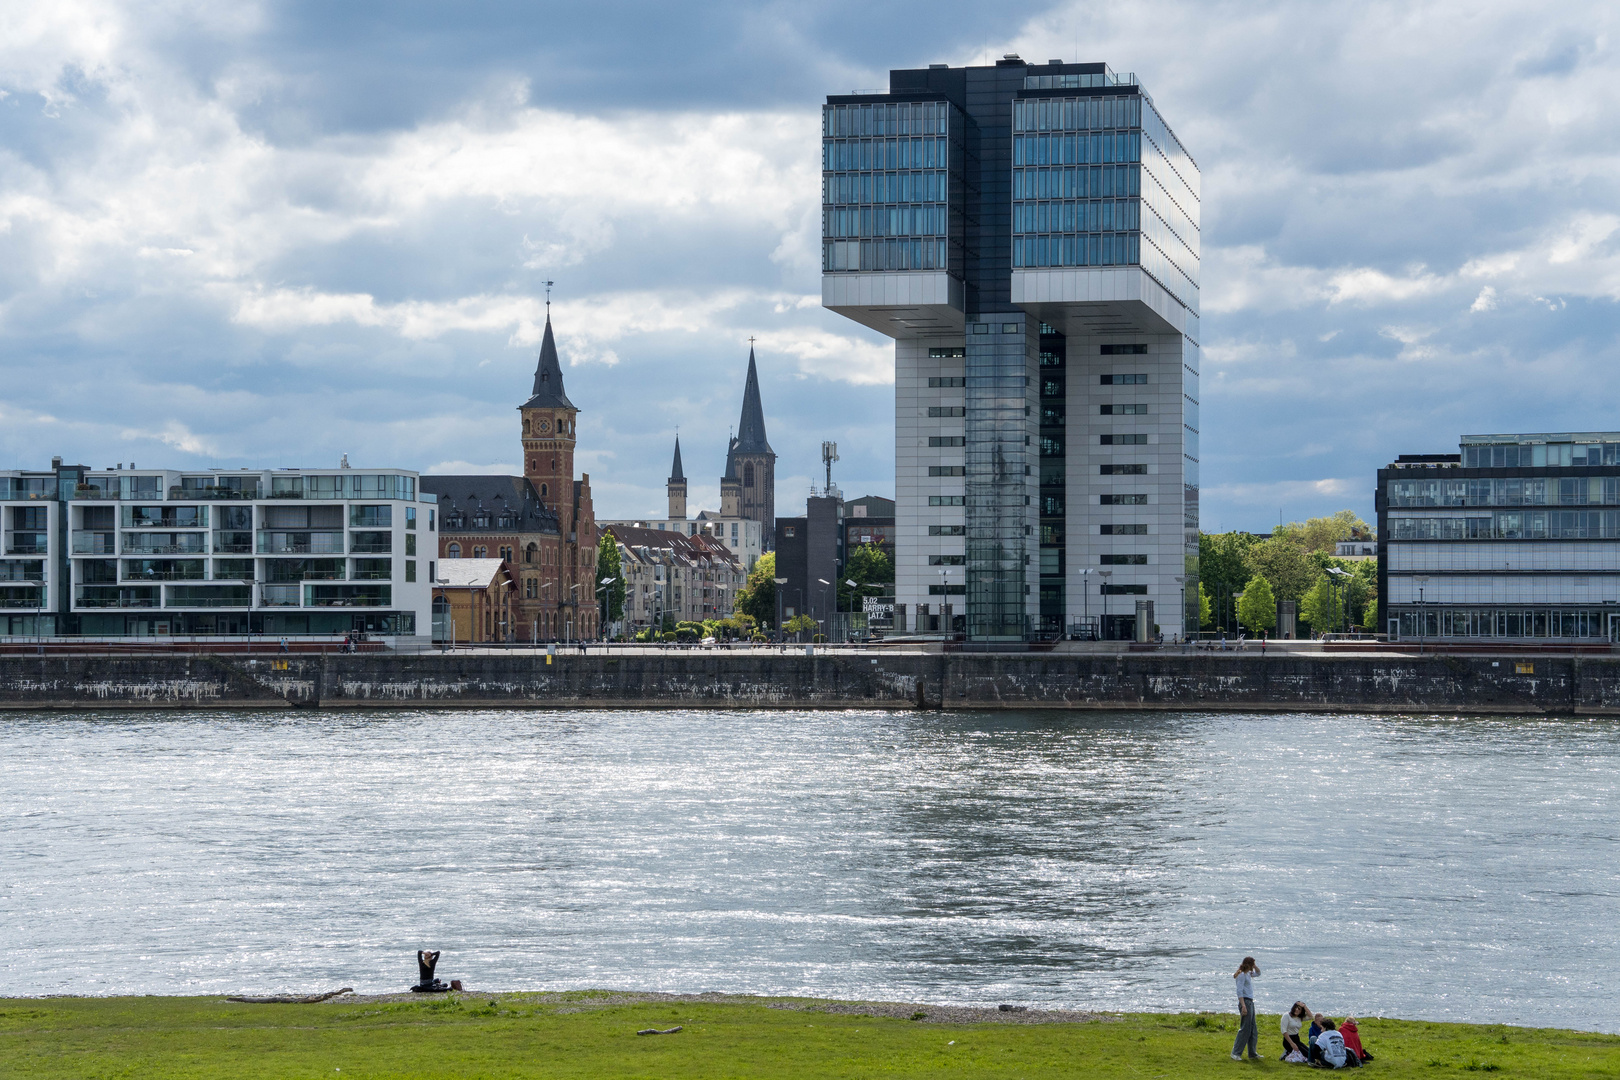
[{"left": 1, "top": 993, "right": 1616, "bottom": 1079}]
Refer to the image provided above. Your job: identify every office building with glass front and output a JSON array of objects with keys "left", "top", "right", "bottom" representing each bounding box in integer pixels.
[
  {"left": 823, "top": 57, "right": 1200, "bottom": 640},
  {"left": 1378, "top": 433, "right": 1620, "bottom": 643},
  {"left": 0, "top": 457, "right": 437, "bottom": 640}
]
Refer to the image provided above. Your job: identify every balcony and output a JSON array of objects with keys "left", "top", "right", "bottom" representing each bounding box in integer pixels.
[
  {"left": 72, "top": 534, "right": 116, "bottom": 555},
  {"left": 306, "top": 583, "right": 391, "bottom": 608},
  {"left": 77, "top": 587, "right": 160, "bottom": 609},
  {"left": 122, "top": 569, "right": 207, "bottom": 582},
  {"left": 6, "top": 537, "right": 49, "bottom": 556},
  {"left": 166, "top": 587, "right": 253, "bottom": 608},
  {"left": 260, "top": 585, "right": 301, "bottom": 607},
  {"left": 121, "top": 542, "right": 207, "bottom": 556},
  {"left": 352, "top": 569, "right": 392, "bottom": 580},
  {"left": 172, "top": 485, "right": 260, "bottom": 501},
  {"left": 123, "top": 510, "right": 208, "bottom": 529},
  {"left": 0, "top": 587, "right": 44, "bottom": 609},
  {"left": 257, "top": 531, "right": 344, "bottom": 555}
]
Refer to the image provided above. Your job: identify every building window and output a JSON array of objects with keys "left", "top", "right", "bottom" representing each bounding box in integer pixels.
[
  {"left": 406, "top": 507, "right": 417, "bottom": 530},
  {"left": 928, "top": 584, "right": 966, "bottom": 595},
  {"left": 1100, "top": 373, "right": 1148, "bottom": 384},
  {"left": 405, "top": 560, "right": 417, "bottom": 582},
  {"left": 929, "top": 436, "right": 965, "bottom": 447},
  {"left": 783, "top": 526, "right": 796, "bottom": 538},
  {"left": 928, "top": 377, "right": 966, "bottom": 387},
  {"left": 1101, "top": 344, "right": 1148, "bottom": 354},
  {"left": 929, "top": 525, "right": 966, "bottom": 535},
  {"left": 928, "top": 347, "right": 966, "bottom": 358},
  {"left": 406, "top": 534, "right": 417, "bottom": 556},
  {"left": 929, "top": 496, "right": 966, "bottom": 506},
  {"left": 929, "top": 466, "right": 965, "bottom": 476},
  {"left": 540, "top": 484, "right": 548, "bottom": 498},
  {"left": 1102, "top": 554, "right": 1147, "bottom": 565},
  {"left": 526, "top": 543, "right": 537, "bottom": 563},
  {"left": 1101, "top": 494, "right": 1147, "bottom": 505},
  {"left": 1101, "top": 464, "right": 1147, "bottom": 475},
  {"left": 473, "top": 546, "right": 487, "bottom": 558},
  {"left": 745, "top": 463, "right": 755, "bottom": 488},
  {"left": 447, "top": 543, "right": 461, "bottom": 557},
  {"left": 928, "top": 406, "right": 965, "bottom": 417},
  {"left": 1101, "top": 524, "right": 1147, "bottom": 534},
  {"left": 1102, "top": 583, "right": 1148, "bottom": 594},
  {"left": 526, "top": 577, "right": 537, "bottom": 599},
  {"left": 1100, "top": 404, "right": 1147, "bottom": 415},
  {"left": 1100, "top": 434, "right": 1147, "bottom": 445},
  {"left": 929, "top": 555, "right": 965, "bottom": 565}
]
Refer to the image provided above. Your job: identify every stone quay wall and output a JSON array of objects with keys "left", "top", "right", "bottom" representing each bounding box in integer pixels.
[{"left": 0, "top": 651, "right": 1617, "bottom": 714}]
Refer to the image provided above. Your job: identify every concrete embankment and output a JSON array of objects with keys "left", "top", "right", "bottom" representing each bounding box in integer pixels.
[{"left": 0, "top": 650, "right": 1616, "bottom": 713}]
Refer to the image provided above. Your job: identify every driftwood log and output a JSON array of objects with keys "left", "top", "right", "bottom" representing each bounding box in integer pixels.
[
  {"left": 227, "top": 988, "right": 354, "bottom": 1004},
  {"left": 636, "top": 1026, "right": 683, "bottom": 1036}
]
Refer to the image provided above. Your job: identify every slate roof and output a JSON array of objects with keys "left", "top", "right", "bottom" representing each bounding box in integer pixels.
[
  {"left": 519, "top": 316, "right": 577, "bottom": 411},
  {"left": 669, "top": 436, "right": 685, "bottom": 483},
  {"left": 420, "top": 475, "right": 560, "bottom": 535}
]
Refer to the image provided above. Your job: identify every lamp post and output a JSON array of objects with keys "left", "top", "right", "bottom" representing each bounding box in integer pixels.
[
  {"left": 596, "top": 575, "right": 616, "bottom": 643},
  {"left": 773, "top": 576, "right": 788, "bottom": 644},
  {"left": 1174, "top": 575, "right": 1185, "bottom": 643},
  {"left": 1327, "top": 567, "right": 1350, "bottom": 639},
  {"left": 1098, "top": 569, "right": 1113, "bottom": 640},
  {"left": 844, "top": 577, "right": 859, "bottom": 643},
  {"left": 817, "top": 577, "right": 831, "bottom": 642},
  {"left": 1413, "top": 574, "right": 1430, "bottom": 652},
  {"left": 1076, "top": 567, "right": 1094, "bottom": 640},
  {"left": 566, "top": 583, "right": 580, "bottom": 644}
]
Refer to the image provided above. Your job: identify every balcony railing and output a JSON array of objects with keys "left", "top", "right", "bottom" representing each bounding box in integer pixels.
[
  {"left": 76, "top": 597, "right": 159, "bottom": 609},
  {"left": 257, "top": 532, "right": 344, "bottom": 555},
  {"left": 121, "top": 543, "right": 207, "bottom": 555},
  {"left": 171, "top": 486, "right": 261, "bottom": 501},
  {"left": 352, "top": 569, "right": 393, "bottom": 580},
  {"left": 5, "top": 543, "right": 48, "bottom": 556},
  {"left": 122, "top": 570, "right": 207, "bottom": 581},
  {"left": 260, "top": 585, "right": 301, "bottom": 607},
  {"left": 72, "top": 534, "right": 116, "bottom": 555},
  {"left": 348, "top": 543, "right": 392, "bottom": 554},
  {"left": 307, "top": 596, "right": 389, "bottom": 607}
]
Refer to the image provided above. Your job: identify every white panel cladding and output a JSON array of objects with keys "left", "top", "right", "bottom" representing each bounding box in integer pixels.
[
  {"left": 1066, "top": 330, "right": 1189, "bottom": 636},
  {"left": 1389, "top": 541, "right": 1620, "bottom": 572},
  {"left": 895, "top": 336, "right": 966, "bottom": 621},
  {"left": 1387, "top": 571, "right": 1620, "bottom": 605},
  {"left": 1012, "top": 267, "right": 1190, "bottom": 339}
]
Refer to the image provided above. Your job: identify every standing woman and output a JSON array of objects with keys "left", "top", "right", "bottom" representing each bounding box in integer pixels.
[{"left": 1230, "top": 956, "right": 1262, "bottom": 1061}]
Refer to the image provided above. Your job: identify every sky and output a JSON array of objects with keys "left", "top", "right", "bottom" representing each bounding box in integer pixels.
[{"left": 2, "top": 1, "right": 1618, "bottom": 531}]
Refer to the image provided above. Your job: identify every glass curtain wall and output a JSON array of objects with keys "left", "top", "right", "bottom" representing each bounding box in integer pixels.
[
  {"left": 822, "top": 100, "right": 963, "bottom": 274},
  {"left": 1038, "top": 326, "right": 1066, "bottom": 635},
  {"left": 965, "top": 316, "right": 1034, "bottom": 639}
]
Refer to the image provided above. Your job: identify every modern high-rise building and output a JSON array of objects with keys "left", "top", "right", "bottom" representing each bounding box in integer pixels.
[{"left": 822, "top": 57, "right": 1200, "bottom": 640}]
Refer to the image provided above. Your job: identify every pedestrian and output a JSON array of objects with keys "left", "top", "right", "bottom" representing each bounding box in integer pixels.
[
  {"left": 279, "top": 636, "right": 289, "bottom": 653},
  {"left": 1260, "top": 631, "right": 1267, "bottom": 656},
  {"left": 1230, "top": 956, "right": 1262, "bottom": 1061}
]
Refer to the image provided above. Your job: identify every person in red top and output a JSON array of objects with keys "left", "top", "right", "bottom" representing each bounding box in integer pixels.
[{"left": 1340, "top": 1016, "right": 1373, "bottom": 1062}]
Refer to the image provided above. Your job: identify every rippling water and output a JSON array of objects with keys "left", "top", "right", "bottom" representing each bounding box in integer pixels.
[{"left": 2, "top": 709, "right": 1616, "bottom": 1031}]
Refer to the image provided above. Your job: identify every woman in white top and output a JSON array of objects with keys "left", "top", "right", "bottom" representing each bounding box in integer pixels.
[
  {"left": 1230, "top": 956, "right": 1261, "bottom": 1060},
  {"left": 1281, "top": 1001, "right": 1310, "bottom": 1059}
]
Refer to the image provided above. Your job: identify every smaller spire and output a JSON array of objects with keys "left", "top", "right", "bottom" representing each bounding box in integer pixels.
[{"left": 669, "top": 436, "right": 685, "bottom": 482}]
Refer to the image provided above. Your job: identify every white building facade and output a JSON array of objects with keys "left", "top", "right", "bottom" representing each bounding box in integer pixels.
[
  {"left": 0, "top": 458, "right": 436, "bottom": 640},
  {"left": 823, "top": 58, "right": 1200, "bottom": 640}
]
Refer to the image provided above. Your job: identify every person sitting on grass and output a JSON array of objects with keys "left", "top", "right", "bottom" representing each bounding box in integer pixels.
[
  {"left": 1310, "top": 1018, "right": 1353, "bottom": 1068},
  {"left": 1339, "top": 1017, "right": 1372, "bottom": 1063},
  {"left": 1281, "top": 1001, "right": 1311, "bottom": 1060}
]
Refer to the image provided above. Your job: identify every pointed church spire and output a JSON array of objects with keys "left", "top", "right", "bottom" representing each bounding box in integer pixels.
[
  {"left": 669, "top": 435, "right": 685, "bottom": 482},
  {"left": 733, "top": 344, "right": 772, "bottom": 455},
  {"left": 521, "top": 313, "right": 577, "bottom": 411}
]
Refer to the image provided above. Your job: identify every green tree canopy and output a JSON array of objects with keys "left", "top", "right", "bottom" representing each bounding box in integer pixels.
[
  {"left": 1244, "top": 535, "right": 1321, "bottom": 605},
  {"left": 1198, "top": 582, "right": 1213, "bottom": 628},
  {"left": 733, "top": 551, "right": 778, "bottom": 627},
  {"left": 1299, "top": 577, "right": 1336, "bottom": 634},
  {"left": 1362, "top": 596, "right": 1379, "bottom": 632},
  {"left": 783, "top": 613, "right": 817, "bottom": 637},
  {"left": 595, "top": 534, "right": 625, "bottom": 624},
  {"left": 1237, "top": 574, "right": 1277, "bottom": 634},
  {"left": 839, "top": 544, "right": 894, "bottom": 609},
  {"left": 1199, "top": 531, "right": 1259, "bottom": 632}
]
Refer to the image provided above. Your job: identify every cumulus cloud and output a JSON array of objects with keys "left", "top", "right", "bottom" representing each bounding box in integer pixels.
[{"left": 3, "top": 0, "right": 1620, "bottom": 528}]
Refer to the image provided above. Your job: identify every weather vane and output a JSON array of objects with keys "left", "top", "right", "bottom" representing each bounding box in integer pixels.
[{"left": 542, "top": 280, "right": 555, "bottom": 317}]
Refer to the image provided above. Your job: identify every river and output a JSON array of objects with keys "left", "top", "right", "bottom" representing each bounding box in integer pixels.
[{"left": 1, "top": 709, "right": 1614, "bottom": 1031}]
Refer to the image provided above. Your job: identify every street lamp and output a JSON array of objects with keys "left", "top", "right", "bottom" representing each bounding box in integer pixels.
[
  {"left": 1098, "top": 569, "right": 1113, "bottom": 640},
  {"left": 1076, "top": 567, "right": 1094, "bottom": 640},
  {"left": 1326, "top": 567, "right": 1350, "bottom": 639},
  {"left": 844, "top": 577, "right": 858, "bottom": 643},
  {"left": 596, "top": 576, "right": 616, "bottom": 643},
  {"left": 1413, "top": 574, "right": 1430, "bottom": 651},
  {"left": 773, "top": 576, "right": 788, "bottom": 643}
]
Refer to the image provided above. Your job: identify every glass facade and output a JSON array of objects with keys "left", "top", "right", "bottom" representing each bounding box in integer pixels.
[
  {"left": 1010, "top": 95, "right": 1200, "bottom": 313},
  {"left": 965, "top": 316, "right": 1035, "bottom": 639},
  {"left": 822, "top": 100, "right": 962, "bottom": 273}
]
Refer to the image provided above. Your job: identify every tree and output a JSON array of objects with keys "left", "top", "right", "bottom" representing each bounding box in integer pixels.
[
  {"left": 1198, "top": 582, "right": 1213, "bottom": 629},
  {"left": 1299, "top": 576, "right": 1335, "bottom": 634},
  {"left": 1199, "top": 531, "right": 1259, "bottom": 632},
  {"left": 733, "top": 551, "right": 777, "bottom": 627},
  {"left": 783, "top": 613, "right": 817, "bottom": 639},
  {"left": 1237, "top": 574, "right": 1276, "bottom": 634},
  {"left": 1244, "top": 535, "right": 1320, "bottom": 605},
  {"left": 595, "top": 534, "right": 625, "bottom": 626},
  {"left": 839, "top": 544, "right": 894, "bottom": 609},
  {"left": 1362, "top": 596, "right": 1379, "bottom": 632}
]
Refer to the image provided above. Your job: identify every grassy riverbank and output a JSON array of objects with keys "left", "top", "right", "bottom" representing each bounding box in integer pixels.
[{"left": 2, "top": 992, "right": 1616, "bottom": 1079}]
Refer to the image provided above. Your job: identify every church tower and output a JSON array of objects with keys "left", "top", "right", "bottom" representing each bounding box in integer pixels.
[
  {"left": 520, "top": 314, "right": 577, "bottom": 512},
  {"left": 666, "top": 436, "right": 687, "bottom": 520},
  {"left": 724, "top": 344, "right": 776, "bottom": 549}
]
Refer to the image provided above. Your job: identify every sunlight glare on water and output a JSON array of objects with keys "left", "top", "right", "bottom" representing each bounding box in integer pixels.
[{"left": 1, "top": 709, "right": 1615, "bottom": 1031}]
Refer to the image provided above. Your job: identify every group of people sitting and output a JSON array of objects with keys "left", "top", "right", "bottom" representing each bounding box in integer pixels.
[{"left": 1282, "top": 1002, "right": 1373, "bottom": 1068}]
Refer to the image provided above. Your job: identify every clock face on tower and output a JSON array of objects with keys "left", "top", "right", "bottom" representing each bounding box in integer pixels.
[{"left": 537, "top": 419, "right": 551, "bottom": 433}]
